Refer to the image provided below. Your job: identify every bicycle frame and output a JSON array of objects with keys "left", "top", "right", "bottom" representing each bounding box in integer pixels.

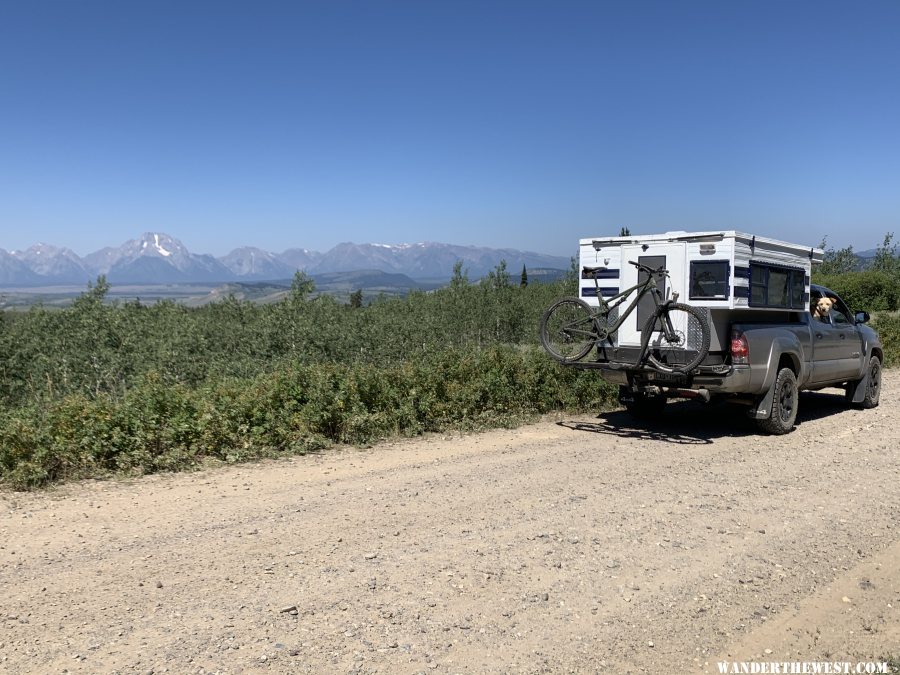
[
  {"left": 584, "top": 264, "right": 690, "bottom": 367},
  {"left": 586, "top": 267, "right": 666, "bottom": 339}
]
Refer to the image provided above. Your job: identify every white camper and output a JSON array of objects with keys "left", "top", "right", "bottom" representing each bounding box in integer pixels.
[{"left": 579, "top": 231, "right": 825, "bottom": 353}]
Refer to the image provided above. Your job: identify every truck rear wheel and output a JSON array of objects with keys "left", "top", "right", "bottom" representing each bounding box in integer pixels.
[{"left": 757, "top": 368, "right": 798, "bottom": 435}]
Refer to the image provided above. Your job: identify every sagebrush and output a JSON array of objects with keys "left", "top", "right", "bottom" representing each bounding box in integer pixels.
[{"left": 0, "top": 270, "right": 618, "bottom": 488}]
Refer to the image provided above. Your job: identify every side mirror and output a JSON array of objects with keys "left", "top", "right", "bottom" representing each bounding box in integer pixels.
[{"left": 855, "top": 311, "right": 870, "bottom": 324}]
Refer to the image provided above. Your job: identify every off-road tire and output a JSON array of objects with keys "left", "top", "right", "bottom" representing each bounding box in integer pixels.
[
  {"left": 846, "top": 354, "right": 882, "bottom": 409},
  {"left": 757, "top": 367, "right": 798, "bottom": 435}
]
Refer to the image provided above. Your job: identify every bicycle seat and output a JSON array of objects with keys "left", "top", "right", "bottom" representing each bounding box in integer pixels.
[{"left": 582, "top": 266, "right": 608, "bottom": 276}]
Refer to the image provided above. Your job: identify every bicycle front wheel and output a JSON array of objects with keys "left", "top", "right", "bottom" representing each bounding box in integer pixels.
[
  {"left": 642, "top": 303, "right": 710, "bottom": 373},
  {"left": 539, "top": 297, "right": 597, "bottom": 363}
]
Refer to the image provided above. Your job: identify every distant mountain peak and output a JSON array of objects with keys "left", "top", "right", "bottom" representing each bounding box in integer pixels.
[
  {"left": 6, "top": 243, "right": 88, "bottom": 282},
  {"left": 12, "top": 242, "right": 77, "bottom": 257},
  {"left": 135, "top": 232, "right": 186, "bottom": 258},
  {"left": 220, "top": 246, "right": 293, "bottom": 279},
  {"left": 144, "top": 234, "right": 172, "bottom": 257}
]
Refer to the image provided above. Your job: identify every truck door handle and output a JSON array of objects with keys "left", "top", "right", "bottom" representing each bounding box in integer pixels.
[
  {"left": 840, "top": 334, "right": 845, "bottom": 339},
  {"left": 815, "top": 332, "right": 823, "bottom": 339}
]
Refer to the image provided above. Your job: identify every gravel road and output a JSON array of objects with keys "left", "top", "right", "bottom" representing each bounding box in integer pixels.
[{"left": 2, "top": 379, "right": 898, "bottom": 674}]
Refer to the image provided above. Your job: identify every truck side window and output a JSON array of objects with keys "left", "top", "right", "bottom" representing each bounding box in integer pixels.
[{"left": 830, "top": 297, "right": 852, "bottom": 325}]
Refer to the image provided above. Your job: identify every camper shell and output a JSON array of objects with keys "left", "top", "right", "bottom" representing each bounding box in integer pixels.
[{"left": 579, "top": 230, "right": 825, "bottom": 362}]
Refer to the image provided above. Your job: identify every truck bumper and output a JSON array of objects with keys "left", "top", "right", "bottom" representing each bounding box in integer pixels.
[
  {"left": 695, "top": 365, "right": 753, "bottom": 393},
  {"left": 579, "top": 362, "right": 758, "bottom": 395}
]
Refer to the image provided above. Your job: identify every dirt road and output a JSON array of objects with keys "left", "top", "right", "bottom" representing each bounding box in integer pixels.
[{"left": 2, "top": 379, "right": 898, "bottom": 674}]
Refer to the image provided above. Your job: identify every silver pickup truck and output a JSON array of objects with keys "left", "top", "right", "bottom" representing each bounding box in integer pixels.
[{"left": 592, "top": 283, "right": 882, "bottom": 434}]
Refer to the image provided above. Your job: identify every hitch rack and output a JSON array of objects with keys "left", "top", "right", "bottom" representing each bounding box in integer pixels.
[{"left": 566, "top": 361, "right": 733, "bottom": 377}]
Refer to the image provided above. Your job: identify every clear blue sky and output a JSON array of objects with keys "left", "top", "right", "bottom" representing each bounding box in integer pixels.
[{"left": 1, "top": 0, "right": 898, "bottom": 257}]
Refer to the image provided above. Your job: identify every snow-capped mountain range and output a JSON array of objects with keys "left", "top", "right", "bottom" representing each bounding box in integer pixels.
[{"left": 0, "top": 232, "right": 570, "bottom": 286}]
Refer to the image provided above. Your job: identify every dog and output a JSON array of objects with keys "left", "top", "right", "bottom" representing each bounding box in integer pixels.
[{"left": 812, "top": 296, "right": 834, "bottom": 321}]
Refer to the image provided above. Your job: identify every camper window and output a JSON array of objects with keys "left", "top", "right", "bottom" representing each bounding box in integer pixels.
[
  {"left": 689, "top": 260, "right": 729, "bottom": 300},
  {"left": 749, "top": 262, "right": 806, "bottom": 309}
]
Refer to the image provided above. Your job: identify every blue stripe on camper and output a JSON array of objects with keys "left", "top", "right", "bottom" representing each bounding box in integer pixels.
[
  {"left": 736, "top": 290, "right": 810, "bottom": 303},
  {"left": 581, "top": 268, "right": 620, "bottom": 280},
  {"left": 582, "top": 287, "right": 619, "bottom": 298}
]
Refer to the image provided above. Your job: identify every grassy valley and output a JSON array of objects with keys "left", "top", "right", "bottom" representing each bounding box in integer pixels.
[{"left": 0, "top": 269, "right": 520, "bottom": 309}]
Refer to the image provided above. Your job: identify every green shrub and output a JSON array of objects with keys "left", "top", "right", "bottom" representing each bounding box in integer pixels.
[
  {"left": 872, "top": 313, "right": 900, "bottom": 368},
  {"left": 814, "top": 271, "right": 900, "bottom": 312},
  {"left": 0, "top": 346, "right": 615, "bottom": 489}
]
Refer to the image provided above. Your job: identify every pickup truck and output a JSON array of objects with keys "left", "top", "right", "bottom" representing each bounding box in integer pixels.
[{"left": 599, "top": 283, "right": 883, "bottom": 434}]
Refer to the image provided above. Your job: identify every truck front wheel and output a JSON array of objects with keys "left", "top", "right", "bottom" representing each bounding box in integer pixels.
[
  {"left": 757, "top": 368, "right": 798, "bottom": 435},
  {"left": 846, "top": 355, "right": 882, "bottom": 409}
]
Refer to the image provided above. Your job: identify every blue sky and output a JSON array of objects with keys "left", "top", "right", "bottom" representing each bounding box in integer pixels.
[{"left": 1, "top": 0, "right": 898, "bottom": 257}]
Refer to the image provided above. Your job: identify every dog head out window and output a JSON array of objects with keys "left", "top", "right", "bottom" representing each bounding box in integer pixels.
[{"left": 811, "top": 290, "right": 851, "bottom": 325}]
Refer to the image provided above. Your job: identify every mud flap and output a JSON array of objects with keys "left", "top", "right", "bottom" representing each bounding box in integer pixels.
[
  {"left": 747, "top": 381, "right": 776, "bottom": 420},
  {"left": 847, "top": 369, "right": 869, "bottom": 404}
]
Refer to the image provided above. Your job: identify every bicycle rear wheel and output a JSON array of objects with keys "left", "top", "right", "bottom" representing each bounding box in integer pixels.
[
  {"left": 642, "top": 303, "right": 710, "bottom": 373},
  {"left": 539, "top": 297, "right": 597, "bottom": 363}
]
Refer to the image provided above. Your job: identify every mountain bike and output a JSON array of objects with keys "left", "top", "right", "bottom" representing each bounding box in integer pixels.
[{"left": 539, "top": 261, "right": 711, "bottom": 373}]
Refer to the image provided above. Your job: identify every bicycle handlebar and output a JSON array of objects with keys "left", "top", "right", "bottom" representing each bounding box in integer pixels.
[{"left": 628, "top": 260, "right": 668, "bottom": 275}]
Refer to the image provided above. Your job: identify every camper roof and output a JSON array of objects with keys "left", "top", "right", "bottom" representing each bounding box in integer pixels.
[{"left": 581, "top": 230, "right": 824, "bottom": 261}]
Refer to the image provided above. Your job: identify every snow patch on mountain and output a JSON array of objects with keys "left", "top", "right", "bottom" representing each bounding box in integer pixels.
[{"left": 154, "top": 234, "right": 172, "bottom": 257}]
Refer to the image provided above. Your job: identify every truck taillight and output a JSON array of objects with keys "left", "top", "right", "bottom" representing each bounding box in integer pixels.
[{"left": 731, "top": 330, "right": 749, "bottom": 364}]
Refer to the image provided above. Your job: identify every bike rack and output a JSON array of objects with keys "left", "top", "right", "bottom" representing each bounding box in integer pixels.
[{"left": 566, "top": 361, "right": 733, "bottom": 377}]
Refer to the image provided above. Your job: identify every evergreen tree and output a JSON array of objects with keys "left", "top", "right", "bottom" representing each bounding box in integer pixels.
[{"left": 520, "top": 265, "right": 528, "bottom": 287}]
